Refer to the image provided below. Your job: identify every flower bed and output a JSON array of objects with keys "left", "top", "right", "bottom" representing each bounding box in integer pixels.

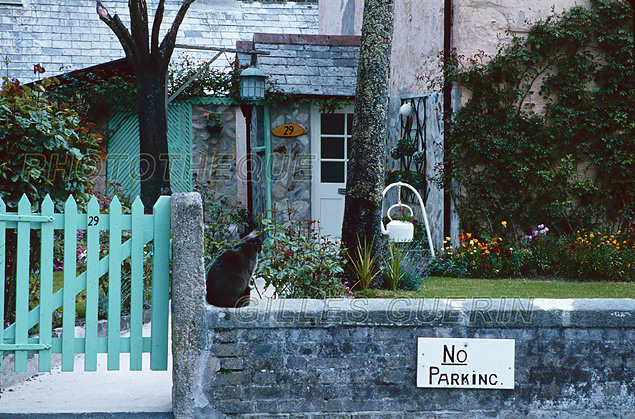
[{"left": 430, "top": 224, "right": 635, "bottom": 282}]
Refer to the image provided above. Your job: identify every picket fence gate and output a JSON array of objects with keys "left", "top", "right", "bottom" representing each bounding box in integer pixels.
[{"left": 0, "top": 194, "right": 171, "bottom": 373}]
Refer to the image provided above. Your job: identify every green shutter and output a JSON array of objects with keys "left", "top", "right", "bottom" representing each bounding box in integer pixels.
[
  {"left": 166, "top": 102, "right": 192, "bottom": 193},
  {"left": 107, "top": 110, "right": 141, "bottom": 200},
  {"left": 107, "top": 103, "right": 193, "bottom": 199}
]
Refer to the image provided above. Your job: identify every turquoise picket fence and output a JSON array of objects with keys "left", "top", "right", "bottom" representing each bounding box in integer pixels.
[{"left": 0, "top": 194, "right": 171, "bottom": 373}]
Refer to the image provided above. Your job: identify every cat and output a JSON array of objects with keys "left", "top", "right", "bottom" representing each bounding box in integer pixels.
[{"left": 205, "top": 231, "right": 262, "bottom": 308}]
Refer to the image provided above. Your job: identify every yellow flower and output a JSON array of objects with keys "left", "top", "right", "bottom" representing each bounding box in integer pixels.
[
  {"left": 590, "top": 233, "right": 595, "bottom": 239},
  {"left": 501, "top": 221, "right": 507, "bottom": 227}
]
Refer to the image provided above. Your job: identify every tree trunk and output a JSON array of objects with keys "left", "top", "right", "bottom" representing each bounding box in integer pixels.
[
  {"left": 341, "top": 0, "right": 395, "bottom": 287},
  {"left": 97, "top": 0, "right": 195, "bottom": 211},
  {"left": 136, "top": 68, "right": 171, "bottom": 211}
]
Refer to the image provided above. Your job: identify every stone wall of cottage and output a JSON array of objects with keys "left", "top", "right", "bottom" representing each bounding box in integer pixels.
[
  {"left": 268, "top": 102, "right": 312, "bottom": 222},
  {"left": 191, "top": 103, "right": 240, "bottom": 212}
]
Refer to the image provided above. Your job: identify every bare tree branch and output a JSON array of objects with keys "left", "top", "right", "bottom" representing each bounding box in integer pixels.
[
  {"left": 96, "top": 0, "right": 141, "bottom": 69},
  {"left": 159, "top": 0, "right": 196, "bottom": 67},
  {"left": 151, "top": 0, "right": 166, "bottom": 58}
]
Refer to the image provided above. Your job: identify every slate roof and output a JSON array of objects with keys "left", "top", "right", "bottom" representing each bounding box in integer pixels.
[{"left": 237, "top": 33, "right": 361, "bottom": 97}]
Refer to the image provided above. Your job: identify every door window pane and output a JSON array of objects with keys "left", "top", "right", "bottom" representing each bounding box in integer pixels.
[
  {"left": 321, "top": 114, "right": 345, "bottom": 135},
  {"left": 321, "top": 162, "right": 345, "bottom": 183},
  {"left": 321, "top": 137, "right": 345, "bottom": 159}
]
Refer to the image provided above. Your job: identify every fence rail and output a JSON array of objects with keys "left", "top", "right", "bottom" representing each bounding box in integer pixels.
[{"left": 1, "top": 194, "right": 171, "bottom": 373}]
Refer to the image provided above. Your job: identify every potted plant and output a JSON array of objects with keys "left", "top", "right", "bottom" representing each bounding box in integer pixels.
[{"left": 202, "top": 112, "right": 223, "bottom": 134}]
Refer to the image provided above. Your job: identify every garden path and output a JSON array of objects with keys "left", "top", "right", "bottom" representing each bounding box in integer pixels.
[{"left": 0, "top": 321, "right": 172, "bottom": 417}]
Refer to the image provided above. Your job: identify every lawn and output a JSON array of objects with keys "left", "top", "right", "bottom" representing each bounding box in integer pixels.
[{"left": 355, "top": 276, "right": 635, "bottom": 299}]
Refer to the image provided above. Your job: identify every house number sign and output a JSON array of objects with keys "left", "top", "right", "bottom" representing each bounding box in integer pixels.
[
  {"left": 417, "top": 338, "right": 515, "bottom": 389},
  {"left": 271, "top": 124, "right": 306, "bottom": 138}
]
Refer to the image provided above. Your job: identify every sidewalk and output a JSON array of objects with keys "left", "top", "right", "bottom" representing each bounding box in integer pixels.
[{"left": 0, "top": 322, "right": 173, "bottom": 418}]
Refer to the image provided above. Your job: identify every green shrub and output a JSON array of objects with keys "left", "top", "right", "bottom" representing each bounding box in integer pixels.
[
  {"left": 1, "top": 77, "right": 101, "bottom": 324},
  {"left": 0, "top": 77, "right": 101, "bottom": 207},
  {"left": 194, "top": 182, "right": 255, "bottom": 267},
  {"left": 256, "top": 204, "right": 348, "bottom": 298}
]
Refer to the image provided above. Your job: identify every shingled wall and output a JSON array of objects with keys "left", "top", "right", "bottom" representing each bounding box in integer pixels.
[{"left": 0, "top": 0, "right": 318, "bottom": 84}]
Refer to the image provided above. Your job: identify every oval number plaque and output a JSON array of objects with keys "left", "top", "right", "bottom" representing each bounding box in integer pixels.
[{"left": 272, "top": 124, "right": 306, "bottom": 138}]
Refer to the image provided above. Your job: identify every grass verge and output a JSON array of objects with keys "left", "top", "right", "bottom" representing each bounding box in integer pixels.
[{"left": 355, "top": 276, "right": 635, "bottom": 299}]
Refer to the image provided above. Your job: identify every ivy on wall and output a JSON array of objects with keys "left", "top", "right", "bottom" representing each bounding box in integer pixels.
[{"left": 443, "top": 0, "right": 635, "bottom": 238}]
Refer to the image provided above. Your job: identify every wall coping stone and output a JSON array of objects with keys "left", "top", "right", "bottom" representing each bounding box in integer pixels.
[{"left": 205, "top": 298, "right": 635, "bottom": 329}]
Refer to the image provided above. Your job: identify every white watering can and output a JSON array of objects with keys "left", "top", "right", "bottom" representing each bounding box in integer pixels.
[{"left": 380, "top": 181, "right": 435, "bottom": 257}]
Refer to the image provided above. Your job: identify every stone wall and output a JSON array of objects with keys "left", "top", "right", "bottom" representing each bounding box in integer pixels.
[
  {"left": 195, "top": 298, "right": 635, "bottom": 418},
  {"left": 268, "top": 102, "right": 312, "bottom": 221},
  {"left": 192, "top": 102, "right": 240, "bottom": 210},
  {"left": 190, "top": 100, "right": 313, "bottom": 223}
]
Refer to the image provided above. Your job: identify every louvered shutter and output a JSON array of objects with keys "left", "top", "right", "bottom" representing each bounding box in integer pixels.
[
  {"left": 107, "top": 110, "right": 141, "bottom": 199},
  {"left": 107, "top": 103, "right": 193, "bottom": 200},
  {"left": 166, "top": 102, "right": 193, "bottom": 193}
]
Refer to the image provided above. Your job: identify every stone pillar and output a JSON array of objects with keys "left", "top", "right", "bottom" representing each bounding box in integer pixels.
[{"left": 171, "top": 192, "right": 209, "bottom": 418}]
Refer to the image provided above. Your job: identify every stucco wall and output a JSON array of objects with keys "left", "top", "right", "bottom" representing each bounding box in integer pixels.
[
  {"left": 319, "top": 0, "right": 590, "bottom": 96},
  {"left": 390, "top": 0, "right": 444, "bottom": 95},
  {"left": 318, "top": 0, "right": 363, "bottom": 37},
  {"left": 452, "top": 0, "right": 587, "bottom": 60},
  {"left": 319, "top": 0, "right": 443, "bottom": 95}
]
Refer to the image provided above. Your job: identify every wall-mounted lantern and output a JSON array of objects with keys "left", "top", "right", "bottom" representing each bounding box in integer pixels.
[
  {"left": 239, "top": 66, "right": 267, "bottom": 102},
  {"left": 239, "top": 65, "right": 266, "bottom": 216}
]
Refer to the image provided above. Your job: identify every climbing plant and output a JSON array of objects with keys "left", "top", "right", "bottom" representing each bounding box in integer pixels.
[
  {"left": 49, "top": 69, "right": 137, "bottom": 120},
  {"left": 442, "top": 0, "right": 635, "bottom": 238}
]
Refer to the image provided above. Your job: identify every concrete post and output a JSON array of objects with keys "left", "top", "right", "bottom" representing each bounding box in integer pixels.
[{"left": 171, "top": 192, "right": 208, "bottom": 418}]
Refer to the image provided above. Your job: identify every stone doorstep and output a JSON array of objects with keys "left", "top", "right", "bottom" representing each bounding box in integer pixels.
[{"left": 0, "top": 308, "right": 152, "bottom": 390}]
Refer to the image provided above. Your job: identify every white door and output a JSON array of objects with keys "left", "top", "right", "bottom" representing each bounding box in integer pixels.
[{"left": 311, "top": 105, "right": 354, "bottom": 239}]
